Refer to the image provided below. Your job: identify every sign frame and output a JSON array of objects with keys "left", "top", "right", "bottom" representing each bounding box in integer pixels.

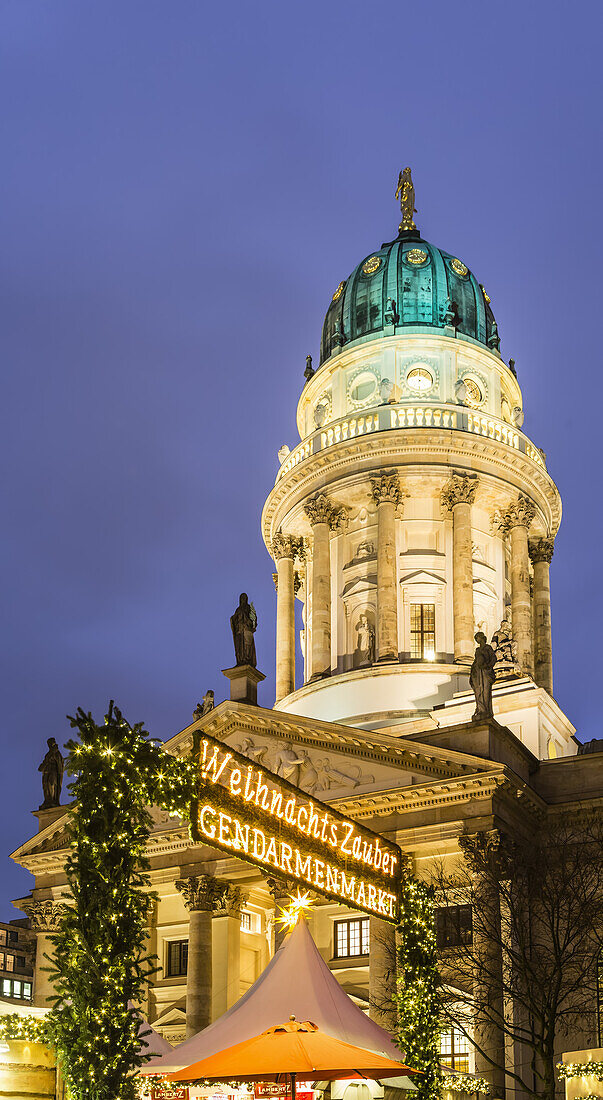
[{"left": 191, "top": 731, "right": 402, "bottom": 922}]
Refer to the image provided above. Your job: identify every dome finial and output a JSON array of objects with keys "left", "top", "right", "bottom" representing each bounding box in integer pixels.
[{"left": 395, "top": 166, "right": 417, "bottom": 233}]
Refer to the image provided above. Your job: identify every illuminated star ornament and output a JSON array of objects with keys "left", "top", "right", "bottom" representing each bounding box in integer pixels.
[{"left": 276, "top": 890, "right": 315, "bottom": 931}]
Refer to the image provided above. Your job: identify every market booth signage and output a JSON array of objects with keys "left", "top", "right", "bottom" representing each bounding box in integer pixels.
[{"left": 192, "top": 732, "right": 402, "bottom": 921}]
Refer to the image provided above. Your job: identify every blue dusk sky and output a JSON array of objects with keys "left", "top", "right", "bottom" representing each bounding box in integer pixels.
[{"left": 1, "top": 0, "right": 602, "bottom": 913}]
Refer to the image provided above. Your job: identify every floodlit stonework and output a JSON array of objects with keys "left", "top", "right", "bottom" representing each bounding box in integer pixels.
[{"left": 10, "top": 186, "right": 603, "bottom": 1094}]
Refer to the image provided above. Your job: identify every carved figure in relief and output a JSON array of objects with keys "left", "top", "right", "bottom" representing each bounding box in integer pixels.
[
  {"left": 273, "top": 742, "right": 305, "bottom": 783},
  {"left": 354, "top": 613, "right": 376, "bottom": 668},
  {"left": 491, "top": 619, "right": 520, "bottom": 675},
  {"left": 38, "top": 737, "right": 64, "bottom": 809},
  {"left": 469, "top": 632, "right": 497, "bottom": 721},
  {"left": 230, "top": 593, "right": 258, "bottom": 667}
]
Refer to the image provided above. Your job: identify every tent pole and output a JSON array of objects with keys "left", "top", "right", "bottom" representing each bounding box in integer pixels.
[{"left": 291, "top": 1073, "right": 296, "bottom": 1100}]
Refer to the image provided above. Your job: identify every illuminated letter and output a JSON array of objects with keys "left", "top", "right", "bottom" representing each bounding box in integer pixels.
[
  {"left": 294, "top": 850, "right": 311, "bottom": 882},
  {"left": 313, "top": 859, "right": 325, "bottom": 889},
  {"left": 340, "top": 872, "right": 356, "bottom": 901},
  {"left": 284, "top": 798, "right": 296, "bottom": 825},
  {"left": 270, "top": 791, "right": 284, "bottom": 818},
  {"left": 389, "top": 854, "right": 398, "bottom": 877},
  {"left": 230, "top": 768, "right": 242, "bottom": 796},
  {"left": 328, "top": 822, "right": 338, "bottom": 848},
  {"left": 340, "top": 822, "right": 354, "bottom": 855},
  {"left": 252, "top": 828, "right": 266, "bottom": 860},
  {"left": 234, "top": 820, "right": 250, "bottom": 853},
  {"left": 265, "top": 836, "right": 279, "bottom": 868},
  {"left": 367, "top": 884, "right": 377, "bottom": 912},
  {"left": 243, "top": 766, "right": 255, "bottom": 802},
  {"left": 326, "top": 864, "right": 339, "bottom": 893},
  {"left": 308, "top": 802, "right": 320, "bottom": 839},
  {"left": 280, "top": 842, "right": 293, "bottom": 875},
  {"left": 377, "top": 888, "right": 389, "bottom": 916},
  {"left": 362, "top": 840, "right": 373, "bottom": 866},
  {"left": 352, "top": 836, "right": 362, "bottom": 860},
  {"left": 218, "top": 812, "right": 232, "bottom": 846},
  {"left": 199, "top": 805, "right": 216, "bottom": 839},
  {"left": 356, "top": 881, "right": 366, "bottom": 907},
  {"left": 297, "top": 806, "right": 308, "bottom": 831},
  {"left": 255, "top": 774, "right": 270, "bottom": 811},
  {"left": 320, "top": 813, "right": 329, "bottom": 842},
  {"left": 373, "top": 838, "right": 382, "bottom": 871},
  {"left": 382, "top": 852, "right": 390, "bottom": 875}
]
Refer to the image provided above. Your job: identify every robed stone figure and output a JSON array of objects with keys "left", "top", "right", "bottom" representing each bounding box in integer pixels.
[
  {"left": 230, "top": 593, "right": 258, "bottom": 667},
  {"left": 38, "top": 737, "right": 64, "bottom": 809},
  {"left": 469, "top": 631, "right": 497, "bottom": 721}
]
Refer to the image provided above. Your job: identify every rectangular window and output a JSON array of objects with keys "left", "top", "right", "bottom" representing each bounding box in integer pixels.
[
  {"left": 4, "top": 954, "right": 14, "bottom": 972},
  {"left": 0, "top": 953, "right": 4, "bottom": 970},
  {"left": 440, "top": 1027, "right": 470, "bottom": 1073},
  {"left": 23, "top": 983, "right": 32, "bottom": 1000},
  {"left": 334, "top": 918, "right": 370, "bottom": 959},
  {"left": 166, "top": 939, "right": 188, "bottom": 978},
  {"left": 410, "top": 603, "right": 436, "bottom": 660},
  {"left": 0, "top": 930, "right": 6, "bottom": 947},
  {"left": 435, "top": 905, "right": 473, "bottom": 948},
  {"left": 16, "top": 956, "right": 26, "bottom": 970},
  {"left": 2, "top": 979, "right": 10, "bottom": 996},
  {"left": 8, "top": 931, "right": 18, "bottom": 944},
  {"left": 12, "top": 981, "right": 22, "bottom": 998}
]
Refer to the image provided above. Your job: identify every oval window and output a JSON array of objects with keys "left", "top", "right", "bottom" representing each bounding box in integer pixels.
[
  {"left": 350, "top": 371, "right": 378, "bottom": 404},
  {"left": 406, "top": 365, "right": 434, "bottom": 393},
  {"left": 463, "top": 377, "right": 483, "bottom": 407}
]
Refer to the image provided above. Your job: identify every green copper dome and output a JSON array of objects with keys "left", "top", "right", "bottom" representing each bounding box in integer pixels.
[{"left": 320, "top": 230, "right": 500, "bottom": 366}]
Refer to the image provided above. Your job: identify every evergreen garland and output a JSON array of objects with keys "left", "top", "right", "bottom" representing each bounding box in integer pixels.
[
  {"left": 48, "top": 702, "right": 197, "bottom": 1100},
  {"left": 395, "top": 877, "right": 442, "bottom": 1100},
  {"left": 0, "top": 1013, "right": 50, "bottom": 1043}
]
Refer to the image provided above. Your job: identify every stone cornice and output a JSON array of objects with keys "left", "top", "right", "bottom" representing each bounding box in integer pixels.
[{"left": 262, "top": 428, "right": 561, "bottom": 550}]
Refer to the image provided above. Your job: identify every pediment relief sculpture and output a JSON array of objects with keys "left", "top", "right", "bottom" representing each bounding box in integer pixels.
[{"left": 234, "top": 737, "right": 374, "bottom": 795}]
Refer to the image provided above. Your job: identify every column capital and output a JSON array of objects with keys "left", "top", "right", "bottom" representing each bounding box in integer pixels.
[
  {"left": 441, "top": 471, "right": 478, "bottom": 510},
  {"left": 22, "top": 899, "right": 67, "bottom": 932},
  {"left": 529, "top": 536, "right": 554, "bottom": 565},
  {"left": 266, "top": 875, "right": 296, "bottom": 901},
  {"left": 304, "top": 493, "right": 347, "bottom": 531},
  {"left": 370, "top": 469, "right": 404, "bottom": 509},
  {"left": 213, "top": 884, "right": 246, "bottom": 918},
  {"left": 493, "top": 493, "right": 536, "bottom": 533},
  {"left": 176, "top": 875, "right": 220, "bottom": 912},
  {"left": 271, "top": 530, "right": 305, "bottom": 563}
]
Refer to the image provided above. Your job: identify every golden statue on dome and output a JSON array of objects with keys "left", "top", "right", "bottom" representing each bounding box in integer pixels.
[{"left": 395, "top": 166, "right": 417, "bottom": 232}]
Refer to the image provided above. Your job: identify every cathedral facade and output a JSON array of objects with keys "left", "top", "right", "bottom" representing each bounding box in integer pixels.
[{"left": 11, "top": 177, "right": 603, "bottom": 1096}]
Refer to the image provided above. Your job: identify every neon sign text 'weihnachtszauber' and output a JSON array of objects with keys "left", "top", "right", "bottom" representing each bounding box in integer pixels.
[{"left": 191, "top": 733, "right": 402, "bottom": 921}]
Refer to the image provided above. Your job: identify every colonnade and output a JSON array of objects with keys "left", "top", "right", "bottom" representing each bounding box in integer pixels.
[
  {"left": 272, "top": 471, "right": 555, "bottom": 698},
  {"left": 176, "top": 877, "right": 244, "bottom": 1036}
]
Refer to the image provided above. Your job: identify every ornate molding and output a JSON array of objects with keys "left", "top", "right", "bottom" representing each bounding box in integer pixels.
[
  {"left": 370, "top": 469, "right": 403, "bottom": 508},
  {"left": 304, "top": 493, "right": 347, "bottom": 532},
  {"left": 272, "top": 530, "right": 305, "bottom": 563},
  {"left": 528, "top": 536, "right": 554, "bottom": 565},
  {"left": 213, "top": 884, "right": 246, "bottom": 918},
  {"left": 176, "top": 875, "right": 221, "bottom": 913},
  {"left": 22, "top": 899, "right": 67, "bottom": 932},
  {"left": 493, "top": 493, "right": 536, "bottom": 533},
  {"left": 440, "top": 471, "right": 478, "bottom": 510}
]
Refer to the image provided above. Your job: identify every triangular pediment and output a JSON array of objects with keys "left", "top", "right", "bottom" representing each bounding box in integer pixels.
[{"left": 399, "top": 569, "right": 445, "bottom": 585}]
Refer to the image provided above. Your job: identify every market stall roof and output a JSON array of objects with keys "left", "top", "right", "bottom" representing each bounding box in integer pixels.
[{"left": 144, "top": 918, "right": 401, "bottom": 1074}]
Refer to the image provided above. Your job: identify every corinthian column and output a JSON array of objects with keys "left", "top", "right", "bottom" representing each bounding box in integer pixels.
[
  {"left": 304, "top": 493, "right": 346, "bottom": 679},
  {"left": 176, "top": 875, "right": 220, "bottom": 1036},
  {"left": 371, "top": 471, "right": 403, "bottom": 661},
  {"left": 22, "top": 900, "right": 67, "bottom": 1007},
  {"left": 529, "top": 536, "right": 554, "bottom": 694},
  {"left": 212, "top": 885, "right": 245, "bottom": 1016},
  {"left": 496, "top": 495, "right": 536, "bottom": 676},
  {"left": 441, "top": 472, "right": 479, "bottom": 663},
  {"left": 272, "top": 531, "right": 304, "bottom": 702}
]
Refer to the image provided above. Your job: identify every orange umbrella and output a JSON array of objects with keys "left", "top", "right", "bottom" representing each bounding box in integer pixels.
[{"left": 167, "top": 1018, "right": 418, "bottom": 1097}]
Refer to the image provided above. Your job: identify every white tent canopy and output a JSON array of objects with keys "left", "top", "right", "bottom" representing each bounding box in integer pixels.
[{"left": 145, "top": 917, "right": 402, "bottom": 1074}]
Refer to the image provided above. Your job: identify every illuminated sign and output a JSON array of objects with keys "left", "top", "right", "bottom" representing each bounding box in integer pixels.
[{"left": 191, "top": 733, "right": 402, "bottom": 921}]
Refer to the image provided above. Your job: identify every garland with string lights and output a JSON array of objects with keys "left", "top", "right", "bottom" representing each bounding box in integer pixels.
[
  {"left": 47, "top": 702, "right": 197, "bottom": 1100},
  {"left": 0, "top": 1013, "right": 51, "bottom": 1043},
  {"left": 395, "top": 877, "right": 442, "bottom": 1100}
]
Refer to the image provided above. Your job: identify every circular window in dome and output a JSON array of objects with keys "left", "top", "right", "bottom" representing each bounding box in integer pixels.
[
  {"left": 332, "top": 281, "right": 346, "bottom": 302},
  {"left": 450, "top": 257, "right": 469, "bottom": 277},
  {"left": 362, "top": 255, "right": 382, "bottom": 275},
  {"left": 405, "top": 248, "right": 428, "bottom": 265},
  {"left": 349, "top": 370, "right": 379, "bottom": 406},
  {"left": 463, "top": 377, "right": 483, "bottom": 407},
  {"left": 406, "top": 365, "right": 434, "bottom": 393}
]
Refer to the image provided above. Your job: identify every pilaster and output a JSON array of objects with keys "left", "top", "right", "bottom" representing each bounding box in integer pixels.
[
  {"left": 441, "top": 472, "right": 479, "bottom": 664},
  {"left": 495, "top": 495, "right": 536, "bottom": 676},
  {"left": 304, "top": 494, "right": 346, "bottom": 679},
  {"left": 529, "top": 536, "right": 554, "bottom": 695},
  {"left": 371, "top": 471, "right": 403, "bottom": 662}
]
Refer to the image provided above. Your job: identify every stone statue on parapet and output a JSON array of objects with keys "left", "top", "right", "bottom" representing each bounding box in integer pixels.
[
  {"left": 470, "top": 632, "right": 497, "bottom": 721},
  {"left": 193, "top": 690, "right": 215, "bottom": 721},
  {"left": 395, "top": 166, "right": 417, "bottom": 232},
  {"left": 38, "top": 737, "right": 64, "bottom": 809},
  {"left": 230, "top": 593, "right": 258, "bottom": 667},
  {"left": 491, "top": 618, "right": 520, "bottom": 677}
]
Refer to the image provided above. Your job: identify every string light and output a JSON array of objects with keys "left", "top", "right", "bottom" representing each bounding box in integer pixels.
[{"left": 395, "top": 878, "right": 442, "bottom": 1100}]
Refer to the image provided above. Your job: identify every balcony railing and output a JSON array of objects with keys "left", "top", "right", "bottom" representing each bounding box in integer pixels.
[{"left": 276, "top": 402, "right": 546, "bottom": 483}]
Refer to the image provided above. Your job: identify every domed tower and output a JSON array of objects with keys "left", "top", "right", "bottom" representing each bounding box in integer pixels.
[{"left": 262, "top": 172, "right": 565, "bottom": 751}]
